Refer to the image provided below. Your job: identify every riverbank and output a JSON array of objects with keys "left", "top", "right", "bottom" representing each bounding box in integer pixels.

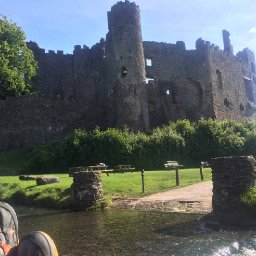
[{"left": 0, "top": 171, "right": 212, "bottom": 211}]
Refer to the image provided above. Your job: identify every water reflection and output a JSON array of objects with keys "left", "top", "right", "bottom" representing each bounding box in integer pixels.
[{"left": 15, "top": 207, "right": 256, "bottom": 256}]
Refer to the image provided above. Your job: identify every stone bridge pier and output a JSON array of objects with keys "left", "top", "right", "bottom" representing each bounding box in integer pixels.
[
  {"left": 71, "top": 171, "right": 103, "bottom": 210},
  {"left": 210, "top": 156, "right": 256, "bottom": 225}
]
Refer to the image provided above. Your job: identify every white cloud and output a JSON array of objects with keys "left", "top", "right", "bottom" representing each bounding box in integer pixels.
[{"left": 249, "top": 27, "right": 256, "bottom": 34}]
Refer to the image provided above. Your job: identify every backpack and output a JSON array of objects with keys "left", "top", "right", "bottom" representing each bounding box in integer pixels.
[
  {"left": 0, "top": 202, "right": 18, "bottom": 256},
  {"left": 17, "top": 231, "right": 58, "bottom": 256}
]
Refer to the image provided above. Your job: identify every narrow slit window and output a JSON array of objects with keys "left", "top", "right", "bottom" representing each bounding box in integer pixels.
[
  {"left": 121, "top": 66, "right": 127, "bottom": 78},
  {"left": 216, "top": 69, "right": 223, "bottom": 89}
]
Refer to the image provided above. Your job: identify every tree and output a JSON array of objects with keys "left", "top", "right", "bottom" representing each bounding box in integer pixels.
[{"left": 0, "top": 16, "right": 37, "bottom": 99}]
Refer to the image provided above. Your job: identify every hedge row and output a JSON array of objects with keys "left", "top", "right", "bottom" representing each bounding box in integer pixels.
[{"left": 28, "top": 119, "right": 256, "bottom": 173}]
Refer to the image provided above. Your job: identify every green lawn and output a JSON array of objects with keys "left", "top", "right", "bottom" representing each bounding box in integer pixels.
[{"left": 0, "top": 168, "right": 212, "bottom": 209}]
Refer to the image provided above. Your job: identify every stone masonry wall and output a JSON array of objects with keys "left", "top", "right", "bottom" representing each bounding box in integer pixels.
[
  {"left": 0, "top": 95, "right": 89, "bottom": 149},
  {"left": 144, "top": 41, "right": 216, "bottom": 127},
  {"left": 210, "top": 156, "right": 256, "bottom": 225},
  {"left": 72, "top": 171, "right": 103, "bottom": 210},
  {"left": 205, "top": 45, "right": 255, "bottom": 119}
]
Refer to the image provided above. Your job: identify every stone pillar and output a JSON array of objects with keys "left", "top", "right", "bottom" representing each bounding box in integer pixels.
[
  {"left": 210, "top": 156, "right": 256, "bottom": 224},
  {"left": 72, "top": 171, "right": 103, "bottom": 210}
]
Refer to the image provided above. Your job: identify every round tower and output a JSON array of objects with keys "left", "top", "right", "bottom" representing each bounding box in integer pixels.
[{"left": 106, "top": 0, "right": 149, "bottom": 131}]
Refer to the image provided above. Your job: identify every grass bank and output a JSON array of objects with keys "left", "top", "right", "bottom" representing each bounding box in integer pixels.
[{"left": 0, "top": 168, "right": 212, "bottom": 209}]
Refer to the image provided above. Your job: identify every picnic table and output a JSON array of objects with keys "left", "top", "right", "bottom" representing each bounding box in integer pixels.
[
  {"left": 200, "top": 161, "right": 211, "bottom": 181},
  {"left": 113, "top": 165, "right": 135, "bottom": 173},
  {"left": 86, "top": 164, "right": 114, "bottom": 176},
  {"left": 164, "top": 161, "right": 183, "bottom": 186}
]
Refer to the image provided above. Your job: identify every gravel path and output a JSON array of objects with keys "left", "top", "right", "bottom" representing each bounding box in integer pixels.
[{"left": 112, "top": 181, "right": 213, "bottom": 214}]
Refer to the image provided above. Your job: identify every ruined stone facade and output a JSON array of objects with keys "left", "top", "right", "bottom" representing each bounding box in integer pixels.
[{"left": 1, "top": 0, "right": 256, "bottom": 150}]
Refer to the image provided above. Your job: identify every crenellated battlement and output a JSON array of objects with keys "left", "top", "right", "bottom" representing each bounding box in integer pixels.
[
  {"left": 110, "top": 0, "right": 138, "bottom": 10},
  {"left": 195, "top": 37, "right": 244, "bottom": 63},
  {"left": 143, "top": 41, "right": 186, "bottom": 52}
]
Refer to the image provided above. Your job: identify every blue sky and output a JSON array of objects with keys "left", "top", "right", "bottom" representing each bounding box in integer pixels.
[{"left": 1, "top": 0, "right": 256, "bottom": 55}]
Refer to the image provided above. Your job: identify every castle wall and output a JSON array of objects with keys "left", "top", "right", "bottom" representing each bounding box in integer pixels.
[
  {"left": 0, "top": 1, "right": 255, "bottom": 150},
  {"left": 143, "top": 41, "right": 215, "bottom": 128},
  {"left": 0, "top": 96, "right": 87, "bottom": 149},
  {"left": 237, "top": 48, "right": 256, "bottom": 103},
  {"left": 28, "top": 42, "right": 75, "bottom": 101},
  {"left": 203, "top": 45, "right": 256, "bottom": 119}
]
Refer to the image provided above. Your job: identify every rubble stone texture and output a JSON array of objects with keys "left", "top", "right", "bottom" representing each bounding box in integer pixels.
[
  {"left": 0, "top": 1, "right": 256, "bottom": 150},
  {"left": 72, "top": 171, "right": 103, "bottom": 210},
  {"left": 210, "top": 156, "right": 256, "bottom": 224},
  {"left": 36, "top": 176, "right": 60, "bottom": 185}
]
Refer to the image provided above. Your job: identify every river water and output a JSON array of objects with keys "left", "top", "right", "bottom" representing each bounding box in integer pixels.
[{"left": 16, "top": 207, "right": 256, "bottom": 256}]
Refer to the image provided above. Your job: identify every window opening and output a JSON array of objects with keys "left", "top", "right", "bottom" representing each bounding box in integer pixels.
[
  {"left": 240, "top": 104, "right": 245, "bottom": 111},
  {"left": 216, "top": 69, "right": 223, "bottom": 89},
  {"left": 121, "top": 66, "right": 127, "bottom": 78},
  {"left": 145, "top": 78, "right": 154, "bottom": 85},
  {"left": 129, "top": 49, "right": 132, "bottom": 58},
  {"left": 224, "top": 98, "right": 230, "bottom": 107},
  {"left": 146, "top": 58, "right": 152, "bottom": 67}
]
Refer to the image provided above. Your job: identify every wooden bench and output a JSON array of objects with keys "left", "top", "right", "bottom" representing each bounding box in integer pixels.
[
  {"left": 113, "top": 164, "right": 135, "bottom": 173},
  {"left": 164, "top": 161, "right": 183, "bottom": 186},
  {"left": 86, "top": 164, "right": 108, "bottom": 171},
  {"left": 69, "top": 164, "right": 113, "bottom": 177}
]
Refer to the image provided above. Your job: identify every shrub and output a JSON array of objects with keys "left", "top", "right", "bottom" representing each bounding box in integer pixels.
[
  {"left": 27, "top": 119, "right": 256, "bottom": 173},
  {"left": 241, "top": 186, "right": 256, "bottom": 214}
]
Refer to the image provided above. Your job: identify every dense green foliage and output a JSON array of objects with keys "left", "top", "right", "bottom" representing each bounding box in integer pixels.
[
  {"left": 0, "top": 149, "right": 31, "bottom": 175},
  {"left": 28, "top": 119, "right": 256, "bottom": 173},
  {"left": 241, "top": 186, "right": 256, "bottom": 213},
  {"left": 0, "top": 168, "right": 212, "bottom": 208},
  {"left": 0, "top": 16, "right": 37, "bottom": 99}
]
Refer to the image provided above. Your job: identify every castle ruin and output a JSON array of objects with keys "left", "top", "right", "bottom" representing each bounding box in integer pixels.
[{"left": 1, "top": 0, "right": 256, "bottom": 150}]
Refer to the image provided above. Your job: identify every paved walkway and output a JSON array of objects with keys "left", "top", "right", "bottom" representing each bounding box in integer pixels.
[{"left": 112, "top": 181, "right": 213, "bottom": 213}]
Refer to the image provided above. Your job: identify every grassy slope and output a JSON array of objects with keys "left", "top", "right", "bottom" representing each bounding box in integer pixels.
[{"left": 0, "top": 168, "right": 212, "bottom": 208}]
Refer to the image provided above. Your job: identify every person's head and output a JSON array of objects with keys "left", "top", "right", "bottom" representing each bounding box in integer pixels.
[{"left": 7, "top": 231, "right": 58, "bottom": 256}]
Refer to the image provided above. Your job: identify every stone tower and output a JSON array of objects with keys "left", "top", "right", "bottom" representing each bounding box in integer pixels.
[
  {"left": 106, "top": 0, "right": 149, "bottom": 131},
  {"left": 222, "top": 29, "right": 233, "bottom": 55}
]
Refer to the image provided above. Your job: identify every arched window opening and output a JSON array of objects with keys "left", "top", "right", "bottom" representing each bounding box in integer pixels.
[
  {"left": 224, "top": 98, "right": 230, "bottom": 107},
  {"left": 216, "top": 69, "right": 223, "bottom": 89}
]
